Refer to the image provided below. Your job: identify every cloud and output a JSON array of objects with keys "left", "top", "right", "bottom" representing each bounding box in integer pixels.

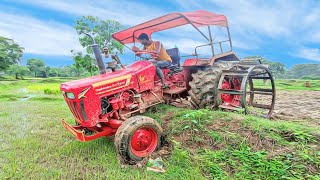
[
  {"left": 173, "top": 0, "right": 320, "bottom": 60},
  {"left": 173, "top": 0, "right": 309, "bottom": 37},
  {"left": 0, "top": 12, "right": 82, "bottom": 56},
  {"left": 295, "top": 47, "right": 320, "bottom": 62},
  {"left": 12, "top": 0, "right": 165, "bottom": 26},
  {"left": 2, "top": 0, "right": 319, "bottom": 61},
  {"left": 0, "top": 0, "right": 166, "bottom": 57}
]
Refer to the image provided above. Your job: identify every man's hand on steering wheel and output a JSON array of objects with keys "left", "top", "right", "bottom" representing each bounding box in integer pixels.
[{"left": 135, "top": 50, "right": 159, "bottom": 59}]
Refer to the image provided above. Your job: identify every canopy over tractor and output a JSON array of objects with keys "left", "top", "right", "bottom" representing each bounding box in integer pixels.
[
  {"left": 112, "top": 10, "right": 228, "bottom": 44},
  {"left": 60, "top": 10, "right": 276, "bottom": 164}
]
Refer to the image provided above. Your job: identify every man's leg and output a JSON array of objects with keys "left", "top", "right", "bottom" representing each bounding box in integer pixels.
[{"left": 154, "top": 60, "right": 170, "bottom": 88}]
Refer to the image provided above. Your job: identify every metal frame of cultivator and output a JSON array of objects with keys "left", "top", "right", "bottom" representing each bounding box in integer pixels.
[{"left": 217, "top": 61, "right": 276, "bottom": 118}]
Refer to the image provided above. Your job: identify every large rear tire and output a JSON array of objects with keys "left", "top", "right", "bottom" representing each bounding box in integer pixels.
[
  {"left": 114, "top": 116, "right": 163, "bottom": 164},
  {"left": 188, "top": 62, "right": 232, "bottom": 109}
]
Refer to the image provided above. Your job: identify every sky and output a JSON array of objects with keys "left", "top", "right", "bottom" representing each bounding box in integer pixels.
[{"left": 0, "top": 0, "right": 319, "bottom": 68}]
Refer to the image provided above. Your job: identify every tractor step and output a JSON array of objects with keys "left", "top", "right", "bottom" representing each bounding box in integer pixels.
[{"left": 163, "top": 87, "right": 187, "bottom": 95}]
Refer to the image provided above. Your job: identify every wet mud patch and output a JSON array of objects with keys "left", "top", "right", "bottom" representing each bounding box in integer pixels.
[{"left": 263, "top": 90, "right": 320, "bottom": 122}]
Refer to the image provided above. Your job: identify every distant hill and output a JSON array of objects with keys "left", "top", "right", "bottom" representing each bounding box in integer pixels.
[{"left": 284, "top": 64, "right": 320, "bottom": 80}]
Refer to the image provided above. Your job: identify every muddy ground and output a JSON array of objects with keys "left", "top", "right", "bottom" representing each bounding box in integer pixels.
[{"left": 270, "top": 90, "right": 320, "bottom": 124}]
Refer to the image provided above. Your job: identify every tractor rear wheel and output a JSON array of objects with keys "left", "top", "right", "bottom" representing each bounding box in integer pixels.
[
  {"left": 188, "top": 62, "right": 232, "bottom": 109},
  {"left": 114, "top": 116, "right": 163, "bottom": 164}
]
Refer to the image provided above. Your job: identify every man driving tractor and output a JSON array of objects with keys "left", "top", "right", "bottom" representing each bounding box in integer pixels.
[{"left": 132, "top": 33, "right": 171, "bottom": 88}]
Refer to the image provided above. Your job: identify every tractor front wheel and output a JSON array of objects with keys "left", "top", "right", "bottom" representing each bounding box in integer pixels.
[{"left": 114, "top": 116, "right": 163, "bottom": 164}]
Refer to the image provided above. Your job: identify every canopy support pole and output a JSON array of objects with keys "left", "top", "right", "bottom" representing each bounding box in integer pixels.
[
  {"left": 189, "top": 23, "right": 210, "bottom": 42},
  {"left": 227, "top": 26, "right": 233, "bottom": 51},
  {"left": 208, "top": 26, "right": 215, "bottom": 57}
]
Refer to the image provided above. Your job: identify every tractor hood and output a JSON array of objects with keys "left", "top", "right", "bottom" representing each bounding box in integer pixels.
[
  {"left": 60, "top": 60, "right": 155, "bottom": 93},
  {"left": 60, "top": 68, "right": 135, "bottom": 91}
]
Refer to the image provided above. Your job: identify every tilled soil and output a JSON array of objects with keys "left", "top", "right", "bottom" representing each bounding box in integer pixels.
[{"left": 271, "top": 90, "right": 320, "bottom": 123}]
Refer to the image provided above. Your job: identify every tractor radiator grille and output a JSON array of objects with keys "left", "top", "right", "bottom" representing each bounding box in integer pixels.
[
  {"left": 80, "top": 100, "right": 88, "bottom": 121},
  {"left": 67, "top": 101, "right": 81, "bottom": 121}
]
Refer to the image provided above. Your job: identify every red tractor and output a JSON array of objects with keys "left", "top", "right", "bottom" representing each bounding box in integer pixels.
[{"left": 61, "top": 10, "right": 275, "bottom": 164}]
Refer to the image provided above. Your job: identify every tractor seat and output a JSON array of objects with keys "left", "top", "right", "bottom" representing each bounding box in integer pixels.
[
  {"left": 165, "top": 48, "right": 182, "bottom": 73},
  {"left": 166, "top": 48, "right": 181, "bottom": 67}
]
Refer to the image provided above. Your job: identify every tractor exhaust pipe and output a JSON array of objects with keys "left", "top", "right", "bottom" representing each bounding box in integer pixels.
[{"left": 84, "top": 33, "right": 106, "bottom": 74}]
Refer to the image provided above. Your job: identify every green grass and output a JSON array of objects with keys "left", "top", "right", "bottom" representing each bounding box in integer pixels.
[
  {"left": 253, "top": 79, "right": 320, "bottom": 91},
  {"left": 1, "top": 77, "right": 320, "bottom": 179}
]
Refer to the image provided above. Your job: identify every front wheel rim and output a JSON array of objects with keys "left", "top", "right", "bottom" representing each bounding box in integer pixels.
[{"left": 130, "top": 127, "right": 158, "bottom": 157}]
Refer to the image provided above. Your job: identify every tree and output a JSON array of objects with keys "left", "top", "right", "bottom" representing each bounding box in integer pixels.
[
  {"left": 72, "top": 51, "right": 98, "bottom": 76},
  {"left": 244, "top": 56, "right": 286, "bottom": 78},
  {"left": 0, "top": 36, "right": 24, "bottom": 71},
  {"left": 75, "top": 16, "right": 124, "bottom": 55},
  {"left": 6, "top": 65, "right": 30, "bottom": 79},
  {"left": 48, "top": 68, "right": 59, "bottom": 77},
  {"left": 26, "top": 58, "right": 45, "bottom": 77}
]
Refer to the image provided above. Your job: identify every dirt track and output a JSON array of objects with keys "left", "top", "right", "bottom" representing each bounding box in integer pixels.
[{"left": 271, "top": 90, "right": 320, "bottom": 123}]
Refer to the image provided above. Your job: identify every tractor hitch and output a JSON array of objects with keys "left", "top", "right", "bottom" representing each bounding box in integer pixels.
[{"left": 61, "top": 119, "right": 115, "bottom": 142}]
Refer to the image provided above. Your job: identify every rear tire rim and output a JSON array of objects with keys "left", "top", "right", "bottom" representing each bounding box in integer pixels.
[
  {"left": 130, "top": 127, "right": 158, "bottom": 157},
  {"left": 221, "top": 78, "right": 241, "bottom": 106}
]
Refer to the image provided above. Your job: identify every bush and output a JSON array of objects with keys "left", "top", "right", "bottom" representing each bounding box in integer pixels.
[{"left": 43, "top": 88, "right": 60, "bottom": 95}]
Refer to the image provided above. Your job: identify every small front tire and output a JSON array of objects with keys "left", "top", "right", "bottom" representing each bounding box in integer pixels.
[{"left": 114, "top": 116, "right": 163, "bottom": 164}]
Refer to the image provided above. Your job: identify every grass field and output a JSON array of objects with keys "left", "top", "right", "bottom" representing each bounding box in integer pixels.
[{"left": 0, "top": 77, "right": 320, "bottom": 179}]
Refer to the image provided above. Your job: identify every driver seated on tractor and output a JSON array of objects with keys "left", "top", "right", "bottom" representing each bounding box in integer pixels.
[{"left": 132, "top": 33, "right": 171, "bottom": 89}]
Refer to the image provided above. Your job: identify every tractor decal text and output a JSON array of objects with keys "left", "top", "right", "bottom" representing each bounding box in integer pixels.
[
  {"left": 94, "top": 78, "right": 131, "bottom": 94},
  {"left": 91, "top": 75, "right": 132, "bottom": 94},
  {"left": 92, "top": 74, "right": 132, "bottom": 88}
]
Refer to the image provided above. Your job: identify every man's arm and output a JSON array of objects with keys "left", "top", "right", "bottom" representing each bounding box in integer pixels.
[
  {"left": 132, "top": 46, "right": 140, "bottom": 52},
  {"left": 132, "top": 41, "right": 161, "bottom": 55},
  {"left": 148, "top": 41, "right": 161, "bottom": 55}
]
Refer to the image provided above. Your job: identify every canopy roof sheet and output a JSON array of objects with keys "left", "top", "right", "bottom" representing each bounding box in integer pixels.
[{"left": 112, "top": 10, "right": 228, "bottom": 44}]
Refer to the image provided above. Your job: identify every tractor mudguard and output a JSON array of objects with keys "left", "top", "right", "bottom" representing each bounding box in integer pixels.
[{"left": 182, "top": 58, "right": 210, "bottom": 67}]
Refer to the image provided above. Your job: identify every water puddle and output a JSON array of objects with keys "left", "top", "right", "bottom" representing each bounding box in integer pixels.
[
  {"left": 19, "top": 87, "right": 37, "bottom": 101},
  {"left": 20, "top": 94, "right": 36, "bottom": 101}
]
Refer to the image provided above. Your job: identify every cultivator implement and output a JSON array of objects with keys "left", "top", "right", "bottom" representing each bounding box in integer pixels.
[{"left": 217, "top": 60, "right": 276, "bottom": 118}]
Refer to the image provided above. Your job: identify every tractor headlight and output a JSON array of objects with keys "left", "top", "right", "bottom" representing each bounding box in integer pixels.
[{"left": 65, "top": 92, "right": 75, "bottom": 99}]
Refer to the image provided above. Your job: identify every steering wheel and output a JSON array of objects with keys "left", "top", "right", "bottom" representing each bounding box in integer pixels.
[{"left": 135, "top": 50, "right": 159, "bottom": 60}]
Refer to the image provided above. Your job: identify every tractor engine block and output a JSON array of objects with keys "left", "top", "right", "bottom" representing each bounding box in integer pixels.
[{"left": 99, "top": 88, "right": 163, "bottom": 121}]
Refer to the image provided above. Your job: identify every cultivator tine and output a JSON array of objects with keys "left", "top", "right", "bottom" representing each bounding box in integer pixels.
[
  {"left": 249, "top": 72, "right": 268, "bottom": 76},
  {"left": 250, "top": 103, "right": 272, "bottom": 109},
  {"left": 250, "top": 76, "right": 271, "bottom": 80},
  {"left": 248, "top": 91, "right": 274, "bottom": 95},
  {"left": 247, "top": 88, "right": 274, "bottom": 95},
  {"left": 253, "top": 88, "right": 273, "bottom": 92},
  {"left": 222, "top": 69, "right": 248, "bottom": 75},
  {"left": 218, "top": 89, "right": 244, "bottom": 95}
]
